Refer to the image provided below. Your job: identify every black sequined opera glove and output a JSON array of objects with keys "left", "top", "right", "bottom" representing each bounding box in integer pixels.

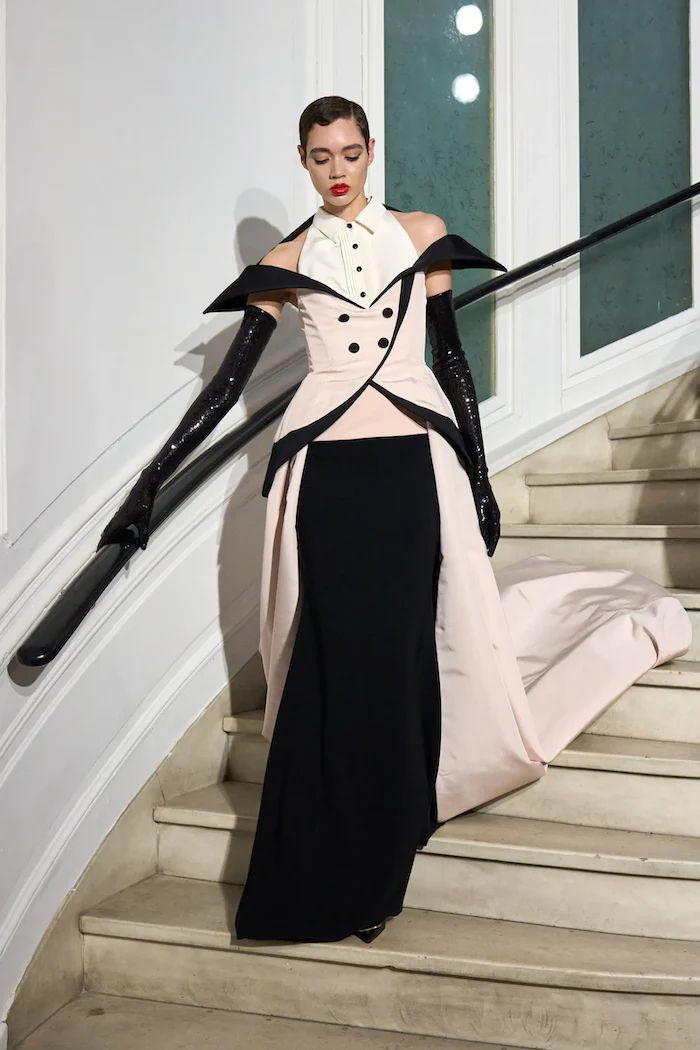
[
  {"left": 96, "top": 303, "right": 277, "bottom": 552},
  {"left": 426, "top": 289, "right": 500, "bottom": 557}
]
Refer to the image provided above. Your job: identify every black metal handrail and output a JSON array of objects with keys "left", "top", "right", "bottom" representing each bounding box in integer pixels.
[
  {"left": 454, "top": 179, "right": 699, "bottom": 310},
  {"left": 14, "top": 180, "right": 700, "bottom": 667}
]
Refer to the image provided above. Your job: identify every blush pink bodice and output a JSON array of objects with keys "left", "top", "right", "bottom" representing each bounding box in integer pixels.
[{"left": 295, "top": 196, "right": 428, "bottom": 440}]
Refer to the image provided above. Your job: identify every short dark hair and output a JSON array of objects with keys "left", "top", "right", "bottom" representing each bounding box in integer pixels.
[{"left": 298, "top": 96, "right": 370, "bottom": 155}]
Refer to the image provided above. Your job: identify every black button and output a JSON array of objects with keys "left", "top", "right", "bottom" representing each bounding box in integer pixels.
[
  {"left": 360, "top": 291, "right": 366, "bottom": 297},
  {"left": 346, "top": 222, "right": 352, "bottom": 228},
  {"left": 356, "top": 265, "right": 362, "bottom": 272},
  {"left": 348, "top": 342, "right": 360, "bottom": 353},
  {"left": 378, "top": 337, "right": 389, "bottom": 348},
  {"left": 382, "top": 307, "right": 393, "bottom": 317},
  {"left": 338, "top": 313, "right": 350, "bottom": 322},
  {"left": 352, "top": 243, "right": 358, "bottom": 249}
]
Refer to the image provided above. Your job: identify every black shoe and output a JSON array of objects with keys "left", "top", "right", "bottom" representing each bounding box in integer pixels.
[{"left": 354, "top": 920, "right": 386, "bottom": 943}]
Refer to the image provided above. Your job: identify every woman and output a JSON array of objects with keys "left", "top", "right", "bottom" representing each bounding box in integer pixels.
[{"left": 97, "top": 97, "right": 691, "bottom": 945}]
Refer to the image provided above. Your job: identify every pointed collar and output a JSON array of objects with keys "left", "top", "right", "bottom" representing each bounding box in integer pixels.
[{"left": 312, "top": 193, "right": 386, "bottom": 244}]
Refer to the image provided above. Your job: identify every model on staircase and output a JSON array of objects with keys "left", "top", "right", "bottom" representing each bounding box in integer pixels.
[{"left": 98, "top": 96, "right": 692, "bottom": 945}]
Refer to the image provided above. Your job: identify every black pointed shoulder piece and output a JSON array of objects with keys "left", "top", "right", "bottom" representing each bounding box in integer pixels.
[
  {"left": 413, "top": 233, "right": 506, "bottom": 274},
  {"left": 384, "top": 203, "right": 507, "bottom": 275},
  {"left": 203, "top": 204, "right": 507, "bottom": 314}
]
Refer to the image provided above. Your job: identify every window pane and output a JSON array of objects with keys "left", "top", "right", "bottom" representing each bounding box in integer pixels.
[
  {"left": 578, "top": 0, "right": 692, "bottom": 356},
  {"left": 385, "top": 0, "right": 496, "bottom": 399}
]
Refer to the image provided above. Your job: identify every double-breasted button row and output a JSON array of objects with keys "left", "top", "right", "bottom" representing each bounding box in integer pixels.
[
  {"left": 336, "top": 306, "right": 394, "bottom": 322},
  {"left": 337, "top": 304, "right": 395, "bottom": 353}
]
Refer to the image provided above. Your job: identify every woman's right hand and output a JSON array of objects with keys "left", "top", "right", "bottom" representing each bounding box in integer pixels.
[{"left": 96, "top": 473, "right": 157, "bottom": 552}]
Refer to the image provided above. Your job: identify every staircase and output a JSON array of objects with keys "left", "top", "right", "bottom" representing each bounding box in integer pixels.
[{"left": 17, "top": 396, "right": 700, "bottom": 1049}]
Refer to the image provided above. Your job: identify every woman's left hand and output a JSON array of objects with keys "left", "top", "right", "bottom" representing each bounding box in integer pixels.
[{"left": 473, "top": 478, "right": 500, "bottom": 557}]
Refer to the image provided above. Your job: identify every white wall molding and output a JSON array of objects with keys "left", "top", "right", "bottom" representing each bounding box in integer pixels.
[
  {"left": 0, "top": 0, "right": 6, "bottom": 544},
  {"left": 0, "top": 345, "right": 304, "bottom": 673},
  {"left": 486, "top": 0, "right": 699, "bottom": 472},
  {"left": 1, "top": 437, "right": 268, "bottom": 774},
  {"left": 691, "top": 0, "right": 700, "bottom": 308},
  {"left": 0, "top": 589, "right": 260, "bottom": 1028},
  {"left": 489, "top": 0, "right": 569, "bottom": 455},
  {"left": 490, "top": 0, "right": 515, "bottom": 431},
  {"left": 0, "top": 449, "right": 264, "bottom": 1024},
  {"left": 492, "top": 331, "right": 699, "bottom": 470},
  {"left": 363, "top": 0, "right": 385, "bottom": 203}
]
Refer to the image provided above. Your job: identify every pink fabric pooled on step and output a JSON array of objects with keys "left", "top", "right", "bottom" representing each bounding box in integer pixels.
[{"left": 494, "top": 553, "right": 693, "bottom": 759}]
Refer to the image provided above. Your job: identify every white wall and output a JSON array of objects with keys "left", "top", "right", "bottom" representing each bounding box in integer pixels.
[{"left": 0, "top": 0, "right": 367, "bottom": 1030}]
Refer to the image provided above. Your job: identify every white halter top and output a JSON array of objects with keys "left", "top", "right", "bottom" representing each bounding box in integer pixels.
[{"left": 296, "top": 195, "right": 428, "bottom": 440}]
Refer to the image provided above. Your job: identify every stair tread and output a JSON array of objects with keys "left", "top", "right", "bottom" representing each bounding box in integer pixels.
[
  {"left": 563, "top": 732, "right": 700, "bottom": 760},
  {"left": 671, "top": 589, "right": 700, "bottom": 610},
  {"left": 224, "top": 709, "right": 263, "bottom": 733},
  {"left": 552, "top": 732, "right": 700, "bottom": 776},
  {"left": 223, "top": 709, "right": 266, "bottom": 734},
  {"left": 155, "top": 782, "right": 700, "bottom": 874},
  {"left": 525, "top": 466, "right": 700, "bottom": 485},
  {"left": 16, "top": 991, "right": 510, "bottom": 1050},
  {"left": 79, "top": 873, "right": 700, "bottom": 993},
  {"left": 220, "top": 712, "right": 700, "bottom": 773},
  {"left": 640, "top": 659, "right": 700, "bottom": 686},
  {"left": 609, "top": 419, "right": 700, "bottom": 439},
  {"left": 155, "top": 779, "right": 261, "bottom": 825},
  {"left": 500, "top": 523, "right": 700, "bottom": 537}
]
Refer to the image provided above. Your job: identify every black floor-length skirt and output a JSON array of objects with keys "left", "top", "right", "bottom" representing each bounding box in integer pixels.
[{"left": 235, "top": 432, "right": 444, "bottom": 943}]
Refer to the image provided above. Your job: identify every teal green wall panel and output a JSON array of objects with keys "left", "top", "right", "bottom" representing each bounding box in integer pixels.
[
  {"left": 384, "top": 0, "right": 496, "bottom": 399},
  {"left": 578, "top": 0, "right": 692, "bottom": 355}
]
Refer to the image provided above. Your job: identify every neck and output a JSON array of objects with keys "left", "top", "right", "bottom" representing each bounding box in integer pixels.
[{"left": 321, "top": 192, "right": 370, "bottom": 222}]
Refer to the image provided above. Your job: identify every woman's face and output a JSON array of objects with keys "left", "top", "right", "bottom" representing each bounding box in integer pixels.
[{"left": 299, "top": 117, "right": 375, "bottom": 208}]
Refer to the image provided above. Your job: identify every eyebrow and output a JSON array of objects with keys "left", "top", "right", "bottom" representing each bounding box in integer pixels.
[{"left": 309, "top": 143, "right": 364, "bottom": 155}]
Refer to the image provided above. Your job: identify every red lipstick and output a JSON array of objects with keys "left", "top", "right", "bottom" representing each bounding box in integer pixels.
[{"left": 330, "top": 183, "right": 349, "bottom": 196}]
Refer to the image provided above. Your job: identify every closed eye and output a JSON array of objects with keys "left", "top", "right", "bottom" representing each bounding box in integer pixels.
[{"left": 315, "top": 155, "right": 362, "bottom": 165}]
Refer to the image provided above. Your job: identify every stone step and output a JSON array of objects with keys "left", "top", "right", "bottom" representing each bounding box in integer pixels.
[
  {"left": 224, "top": 712, "right": 700, "bottom": 784},
  {"left": 609, "top": 419, "right": 700, "bottom": 470},
  {"left": 588, "top": 660, "right": 700, "bottom": 742},
  {"left": 550, "top": 732, "right": 700, "bottom": 776},
  {"left": 79, "top": 873, "right": 700, "bottom": 1048},
  {"left": 223, "top": 709, "right": 268, "bottom": 735},
  {"left": 224, "top": 718, "right": 700, "bottom": 832},
  {"left": 15, "top": 991, "right": 507, "bottom": 1050},
  {"left": 225, "top": 658, "right": 700, "bottom": 751},
  {"left": 154, "top": 781, "right": 700, "bottom": 939},
  {"left": 493, "top": 524, "right": 700, "bottom": 588},
  {"left": 525, "top": 467, "right": 700, "bottom": 525},
  {"left": 640, "top": 657, "right": 700, "bottom": 689},
  {"left": 671, "top": 592, "right": 700, "bottom": 660},
  {"left": 480, "top": 759, "right": 700, "bottom": 835}
]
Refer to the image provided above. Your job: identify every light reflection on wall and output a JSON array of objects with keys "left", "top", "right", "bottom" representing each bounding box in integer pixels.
[
  {"left": 452, "top": 73, "right": 480, "bottom": 104},
  {"left": 453, "top": 6, "right": 482, "bottom": 103},
  {"left": 456, "top": 4, "right": 484, "bottom": 36}
]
